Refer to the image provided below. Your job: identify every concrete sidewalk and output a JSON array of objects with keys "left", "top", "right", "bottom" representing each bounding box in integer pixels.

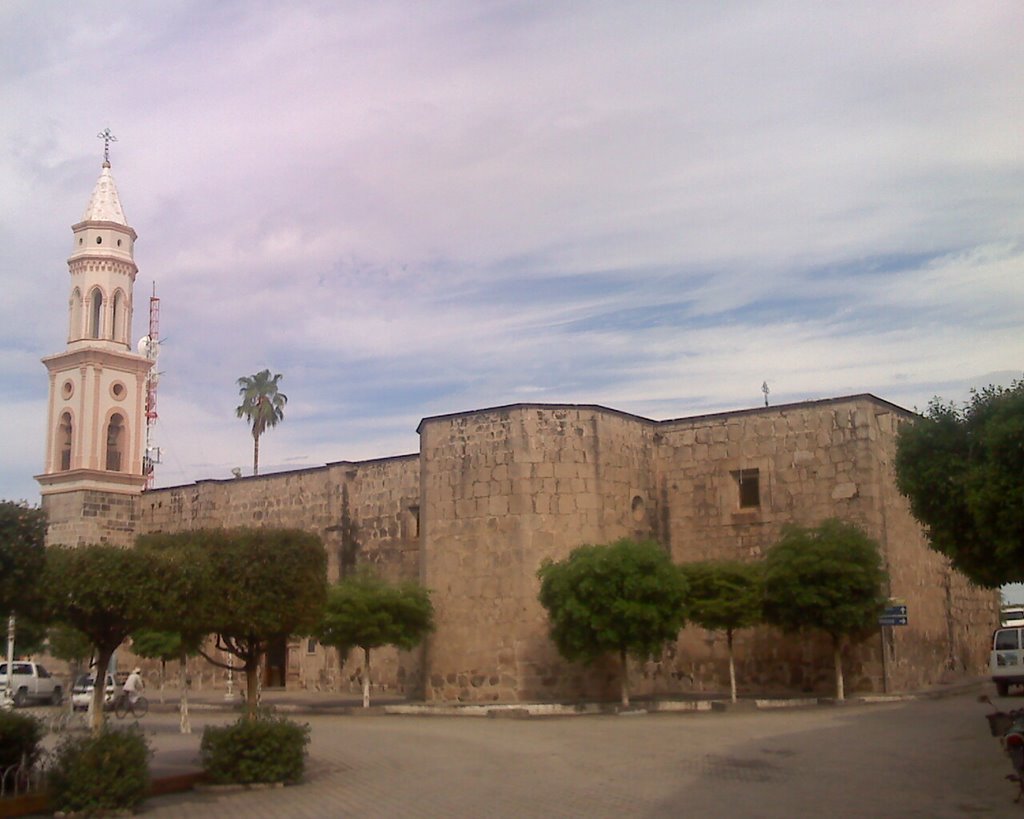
[{"left": 153, "top": 673, "right": 987, "bottom": 717}]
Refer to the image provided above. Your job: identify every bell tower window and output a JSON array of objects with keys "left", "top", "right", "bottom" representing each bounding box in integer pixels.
[
  {"left": 89, "top": 288, "right": 103, "bottom": 339},
  {"left": 59, "top": 413, "right": 73, "bottom": 471},
  {"left": 69, "top": 288, "right": 82, "bottom": 341},
  {"left": 112, "top": 290, "right": 126, "bottom": 343},
  {"left": 106, "top": 413, "right": 124, "bottom": 471}
]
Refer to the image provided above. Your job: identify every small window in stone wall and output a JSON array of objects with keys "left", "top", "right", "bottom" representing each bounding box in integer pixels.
[
  {"left": 306, "top": 638, "right": 318, "bottom": 654},
  {"left": 631, "top": 495, "right": 645, "bottom": 522},
  {"left": 407, "top": 505, "right": 420, "bottom": 539},
  {"left": 733, "top": 468, "right": 760, "bottom": 509}
]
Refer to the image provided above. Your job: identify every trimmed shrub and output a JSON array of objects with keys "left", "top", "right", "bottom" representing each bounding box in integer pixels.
[
  {"left": 200, "top": 713, "right": 310, "bottom": 785},
  {"left": 0, "top": 709, "right": 44, "bottom": 771},
  {"left": 48, "top": 727, "right": 151, "bottom": 814}
]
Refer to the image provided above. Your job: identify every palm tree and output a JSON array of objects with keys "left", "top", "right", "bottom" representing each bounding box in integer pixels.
[{"left": 235, "top": 369, "right": 287, "bottom": 476}]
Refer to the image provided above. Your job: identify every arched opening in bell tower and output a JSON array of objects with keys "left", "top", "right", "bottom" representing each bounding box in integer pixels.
[
  {"left": 58, "top": 412, "right": 73, "bottom": 471},
  {"left": 105, "top": 413, "right": 125, "bottom": 471},
  {"left": 89, "top": 288, "right": 104, "bottom": 339},
  {"left": 69, "top": 288, "right": 82, "bottom": 341},
  {"left": 112, "top": 290, "right": 127, "bottom": 343}
]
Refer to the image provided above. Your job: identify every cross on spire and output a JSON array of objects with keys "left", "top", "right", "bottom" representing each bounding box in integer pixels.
[{"left": 97, "top": 128, "right": 117, "bottom": 167}]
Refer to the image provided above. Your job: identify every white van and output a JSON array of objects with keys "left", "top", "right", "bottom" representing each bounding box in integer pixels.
[
  {"left": 991, "top": 626, "right": 1024, "bottom": 696},
  {"left": 1002, "top": 607, "right": 1024, "bottom": 627}
]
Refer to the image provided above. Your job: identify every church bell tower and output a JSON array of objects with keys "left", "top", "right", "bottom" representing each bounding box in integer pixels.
[{"left": 36, "top": 132, "right": 153, "bottom": 546}]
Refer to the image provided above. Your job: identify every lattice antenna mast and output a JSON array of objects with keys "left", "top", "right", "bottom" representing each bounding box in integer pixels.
[{"left": 141, "top": 284, "right": 162, "bottom": 488}]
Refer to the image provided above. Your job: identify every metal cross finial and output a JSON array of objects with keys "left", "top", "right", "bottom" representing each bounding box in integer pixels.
[
  {"left": 762, "top": 381, "right": 770, "bottom": 407},
  {"left": 97, "top": 128, "right": 117, "bottom": 166}
]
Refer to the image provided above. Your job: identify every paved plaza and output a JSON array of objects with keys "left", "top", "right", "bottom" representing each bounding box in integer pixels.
[{"left": 44, "top": 690, "right": 1018, "bottom": 818}]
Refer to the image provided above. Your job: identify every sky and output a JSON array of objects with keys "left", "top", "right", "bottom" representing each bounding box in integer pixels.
[{"left": 1, "top": 1, "right": 1022, "bottom": 508}]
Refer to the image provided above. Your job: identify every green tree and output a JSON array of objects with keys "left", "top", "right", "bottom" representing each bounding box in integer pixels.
[
  {"left": 895, "top": 379, "right": 1024, "bottom": 587},
  {"left": 0, "top": 502, "right": 48, "bottom": 684},
  {"left": 317, "top": 570, "right": 434, "bottom": 707},
  {"left": 135, "top": 533, "right": 221, "bottom": 733},
  {"left": 47, "top": 624, "right": 94, "bottom": 691},
  {"left": 12, "top": 616, "right": 48, "bottom": 656},
  {"left": 537, "top": 538, "right": 688, "bottom": 706},
  {"left": 235, "top": 369, "right": 288, "bottom": 476},
  {"left": 762, "top": 519, "right": 887, "bottom": 701},
  {"left": 42, "top": 545, "right": 159, "bottom": 733},
  {"left": 680, "top": 560, "right": 763, "bottom": 703},
  {"left": 130, "top": 630, "right": 200, "bottom": 706},
  {"left": 181, "top": 528, "right": 327, "bottom": 717}
]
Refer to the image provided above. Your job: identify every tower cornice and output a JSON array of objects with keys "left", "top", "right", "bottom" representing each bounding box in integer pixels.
[
  {"left": 71, "top": 219, "right": 138, "bottom": 240},
  {"left": 42, "top": 346, "right": 153, "bottom": 375},
  {"left": 35, "top": 467, "right": 147, "bottom": 495}
]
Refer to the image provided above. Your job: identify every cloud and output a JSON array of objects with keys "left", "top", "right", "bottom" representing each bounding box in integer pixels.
[{"left": 1, "top": 1, "right": 1021, "bottom": 501}]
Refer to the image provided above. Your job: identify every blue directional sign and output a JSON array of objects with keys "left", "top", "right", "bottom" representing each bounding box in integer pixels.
[{"left": 879, "top": 604, "right": 908, "bottom": 626}]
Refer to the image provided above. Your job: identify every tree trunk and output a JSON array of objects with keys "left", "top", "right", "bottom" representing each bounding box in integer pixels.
[
  {"left": 363, "top": 646, "right": 371, "bottom": 708},
  {"left": 159, "top": 658, "right": 166, "bottom": 704},
  {"left": 620, "top": 647, "right": 630, "bottom": 707},
  {"left": 833, "top": 638, "right": 845, "bottom": 701},
  {"left": 727, "top": 630, "right": 738, "bottom": 704},
  {"left": 91, "top": 647, "right": 113, "bottom": 735},
  {"left": 178, "top": 650, "right": 191, "bottom": 734},
  {"left": 245, "top": 655, "right": 260, "bottom": 718},
  {"left": 253, "top": 432, "right": 260, "bottom": 477}
]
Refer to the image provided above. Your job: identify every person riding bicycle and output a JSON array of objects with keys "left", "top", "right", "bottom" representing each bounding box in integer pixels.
[{"left": 123, "top": 667, "right": 144, "bottom": 705}]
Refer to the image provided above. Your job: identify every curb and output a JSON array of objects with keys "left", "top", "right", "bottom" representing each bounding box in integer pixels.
[{"left": 149, "top": 678, "right": 990, "bottom": 719}]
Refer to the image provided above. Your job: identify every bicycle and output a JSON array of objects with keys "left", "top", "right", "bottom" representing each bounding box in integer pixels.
[{"left": 113, "top": 692, "right": 148, "bottom": 719}]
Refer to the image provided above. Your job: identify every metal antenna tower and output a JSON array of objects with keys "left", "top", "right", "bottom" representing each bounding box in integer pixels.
[{"left": 142, "top": 285, "right": 162, "bottom": 488}]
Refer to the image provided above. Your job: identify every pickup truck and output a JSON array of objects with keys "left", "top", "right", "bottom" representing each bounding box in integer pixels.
[{"left": 0, "top": 661, "right": 63, "bottom": 706}]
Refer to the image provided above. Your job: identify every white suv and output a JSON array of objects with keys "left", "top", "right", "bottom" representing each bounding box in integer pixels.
[
  {"left": 0, "top": 662, "right": 63, "bottom": 706},
  {"left": 71, "top": 673, "right": 118, "bottom": 711},
  {"left": 991, "top": 626, "right": 1024, "bottom": 697}
]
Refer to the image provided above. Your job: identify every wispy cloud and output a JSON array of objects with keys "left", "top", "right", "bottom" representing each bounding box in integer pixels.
[{"left": 1, "top": 1, "right": 1021, "bottom": 501}]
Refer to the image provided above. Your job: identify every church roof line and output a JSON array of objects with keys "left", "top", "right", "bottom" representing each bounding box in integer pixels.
[
  {"left": 147, "top": 394, "right": 914, "bottom": 496},
  {"left": 415, "top": 393, "right": 915, "bottom": 433}
]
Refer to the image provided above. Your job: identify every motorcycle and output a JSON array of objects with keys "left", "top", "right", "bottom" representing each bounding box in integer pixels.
[{"left": 982, "top": 694, "right": 1024, "bottom": 801}]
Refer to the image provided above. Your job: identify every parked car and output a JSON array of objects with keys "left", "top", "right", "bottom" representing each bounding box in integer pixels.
[
  {"left": 0, "top": 662, "right": 63, "bottom": 706},
  {"left": 991, "top": 626, "right": 1024, "bottom": 697},
  {"left": 71, "top": 673, "right": 117, "bottom": 711}
]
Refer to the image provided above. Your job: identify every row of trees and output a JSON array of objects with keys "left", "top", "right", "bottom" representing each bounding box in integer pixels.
[
  {"left": 537, "top": 377, "right": 1024, "bottom": 705},
  {"left": 538, "top": 519, "right": 888, "bottom": 706},
  {"left": 1, "top": 509, "right": 436, "bottom": 733}
]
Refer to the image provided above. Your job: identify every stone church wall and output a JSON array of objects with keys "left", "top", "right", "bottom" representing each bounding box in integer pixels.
[
  {"left": 419, "top": 396, "right": 998, "bottom": 702},
  {"left": 419, "top": 405, "right": 663, "bottom": 702},
  {"left": 138, "top": 454, "right": 425, "bottom": 697},
  {"left": 652, "top": 397, "right": 998, "bottom": 697},
  {"left": 122, "top": 394, "right": 997, "bottom": 704}
]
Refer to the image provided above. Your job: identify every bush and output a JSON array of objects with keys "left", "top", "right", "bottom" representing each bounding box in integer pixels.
[
  {"left": 200, "top": 713, "right": 310, "bottom": 785},
  {"left": 48, "top": 727, "right": 151, "bottom": 814},
  {"left": 0, "top": 709, "right": 44, "bottom": 771}
]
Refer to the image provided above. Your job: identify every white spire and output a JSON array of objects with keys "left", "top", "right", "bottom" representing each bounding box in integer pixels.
[{"left": 81, "top": 164, "right": 128, "bottom": 225}]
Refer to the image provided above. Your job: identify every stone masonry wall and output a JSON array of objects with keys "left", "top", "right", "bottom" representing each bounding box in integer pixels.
[
  {"left": 419, "top": 396, "right": 997, "bottom": 703},
  {"left": 110, "top": 394, "right": 996, "bottom": 704},
  {"left": 139, "top": 455, "right": 424, "bottom": 697},
  {"left": 653, "top": 396, "right": 997, "bottom": 697},
  {"left": 43, "top": 489, "right": 140, "bottom": 548},
  {"left": 419, "top": 405, "right": 662, "bottom": 702}
]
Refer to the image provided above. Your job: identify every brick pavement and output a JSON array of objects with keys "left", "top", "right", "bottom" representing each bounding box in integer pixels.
[{"left": 111, "top": 691, "right": 1017, "bottom": 818}]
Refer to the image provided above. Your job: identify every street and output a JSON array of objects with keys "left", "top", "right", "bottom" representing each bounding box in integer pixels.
[{"left": 110, "top": 692, "right": 1021, "bottom": 818}]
